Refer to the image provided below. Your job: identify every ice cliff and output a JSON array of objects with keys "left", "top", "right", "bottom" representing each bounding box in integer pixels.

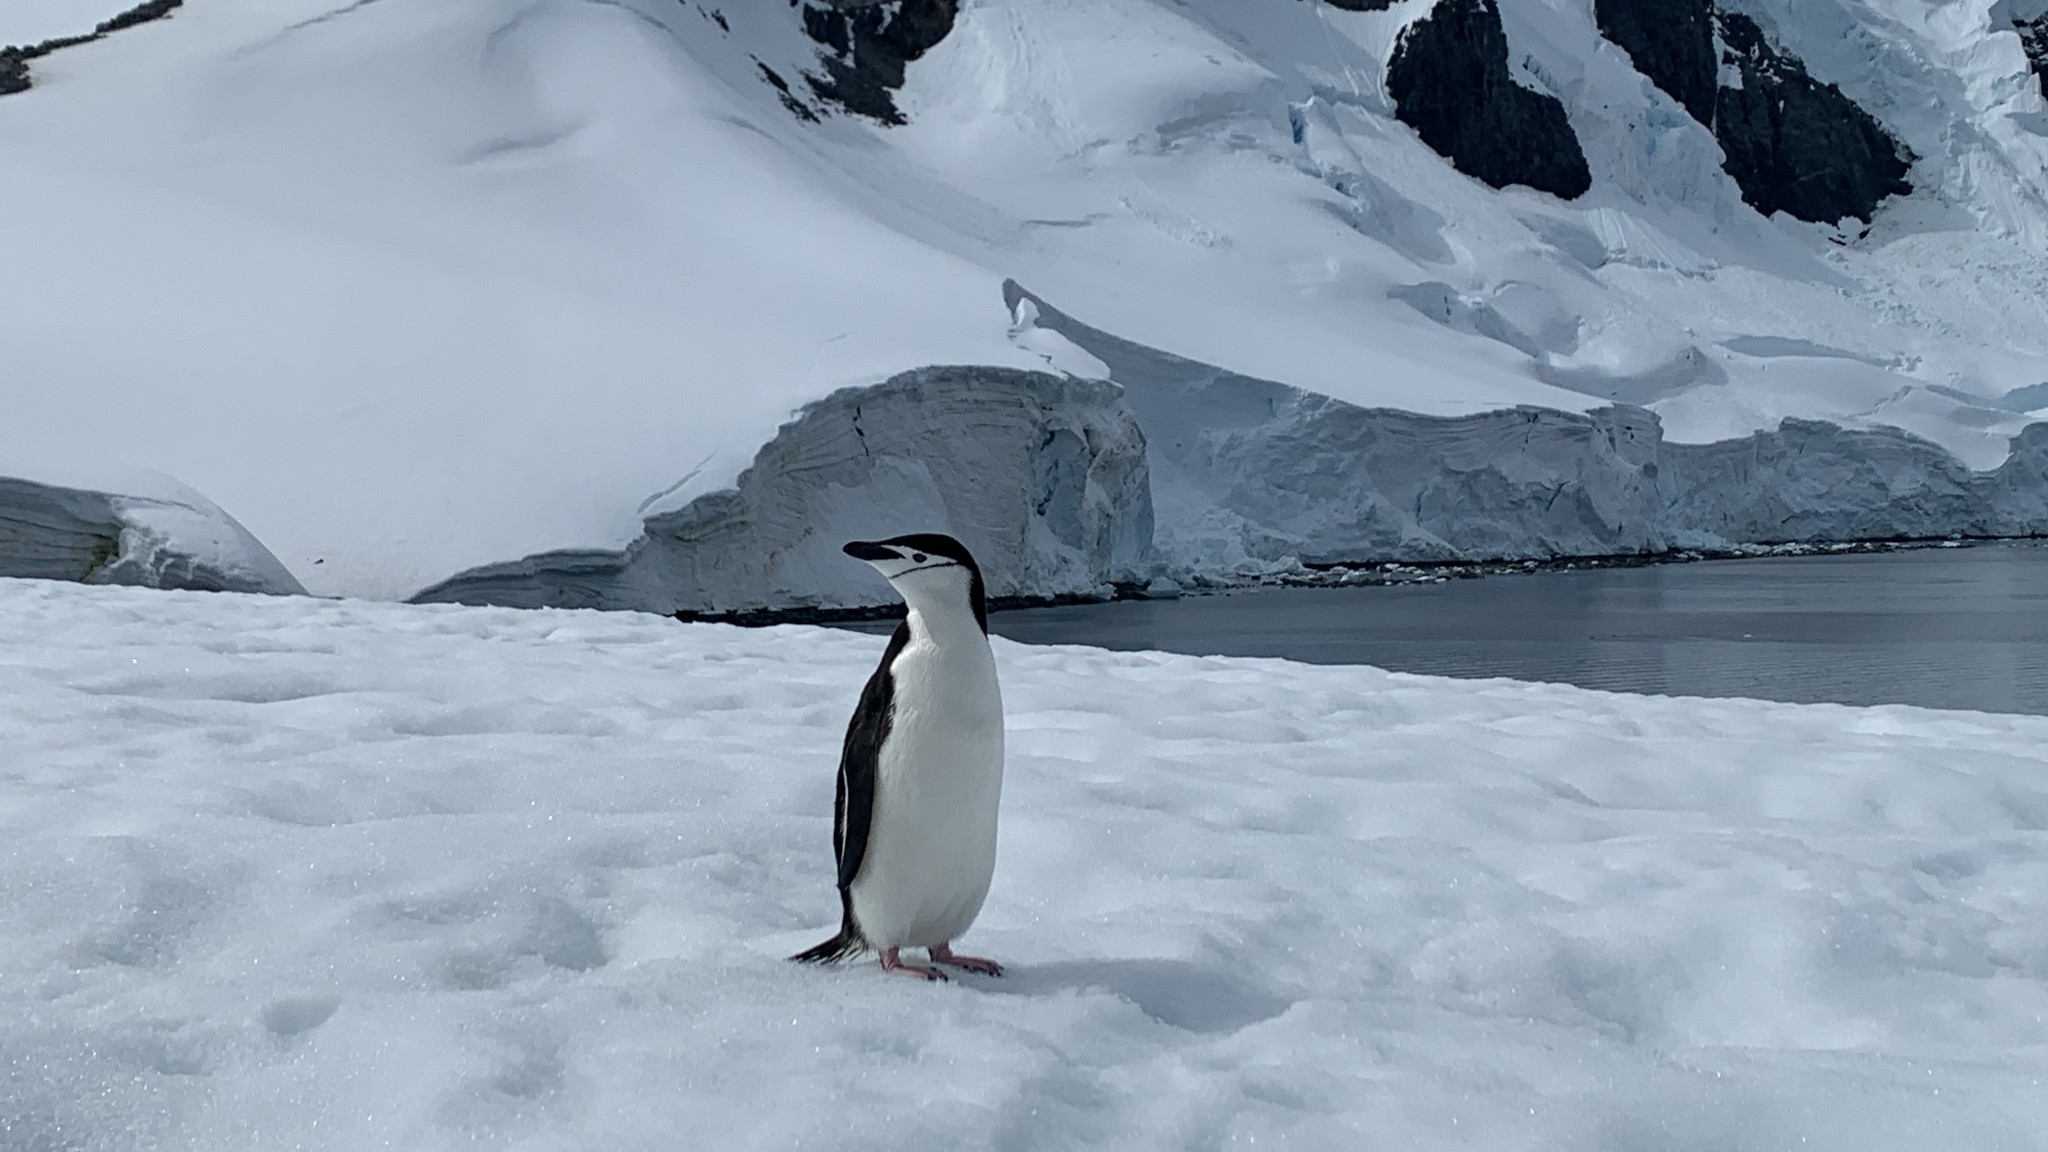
[
  {"left": 411, "top": 367, "right": 1153, "bottom": 615},
  {"left": 1012, "top": 283, "right": 2048, "bottom": 577},
  {"left": 1592, "top": 0, "right": 1913, "bottom": 223},
  {"left": 0, "top": 474, "right": 304, "bottom": 596},
  {"left": 417, "top": 288, "right": 2048, "bottom": 617}
]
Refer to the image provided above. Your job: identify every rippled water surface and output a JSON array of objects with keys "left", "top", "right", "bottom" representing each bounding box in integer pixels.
[{"left": 982, "top": 543, "right": 2048, "bottom": 715}]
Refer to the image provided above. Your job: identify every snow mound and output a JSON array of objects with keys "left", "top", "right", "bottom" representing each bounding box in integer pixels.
[{"left": 3, "top": 580, "right": 2046, "bottom": 1148}]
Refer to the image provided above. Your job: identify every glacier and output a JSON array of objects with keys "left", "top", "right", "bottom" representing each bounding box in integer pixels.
[
  {"left": 0, "top": 473, "right": 304, "bottom": 596},
  {"left": 2, "top": 0, "right": 2047, "bottom": 611},
  {"left": 1007, "top": 284, "right": 2048, "bottom": 579},
  {"left": 409, "top": 281, "right": 2048, "bottom": 617},
  {"left": 413, "top": 366, "right": 1153, "bottom": 614}
]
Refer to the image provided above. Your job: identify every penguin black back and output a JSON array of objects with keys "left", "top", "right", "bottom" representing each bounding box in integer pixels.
[{"left": 791, "top": 621, "right": 909, "bottom": 964}]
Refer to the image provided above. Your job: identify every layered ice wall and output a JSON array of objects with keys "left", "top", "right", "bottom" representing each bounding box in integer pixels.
[
  {"left": 0, "top": 474, "right": 305, "bottom": 595},
  {"left": 1664, "top": 420, "right": 2048, "bottom": 545},
  {"left": 1012, "top": 283, "right": 2048, "bottom": 575},
  {"left": 1004, "top": 284, "right": 1667, "bottom": 570},
  {"left": 413, "top": 367, "right": 1153, "bottom": 615}
]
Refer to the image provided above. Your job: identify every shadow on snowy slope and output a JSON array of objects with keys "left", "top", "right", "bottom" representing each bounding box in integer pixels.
[{"left": 977, "top": 958, "right": 1293, "bottom": 1034}]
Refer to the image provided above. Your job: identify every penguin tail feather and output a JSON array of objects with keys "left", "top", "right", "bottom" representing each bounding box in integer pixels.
[
  {"left": 789, "top": 889, "right": 867, "bottom": 965},
  {"left": 789, "top": 929, "right": 865, "bottom": 964}
]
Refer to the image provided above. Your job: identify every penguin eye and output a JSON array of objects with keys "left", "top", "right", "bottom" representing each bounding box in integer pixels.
[{"left": 912, "top": 553, "right": 927, "bottom": 563}]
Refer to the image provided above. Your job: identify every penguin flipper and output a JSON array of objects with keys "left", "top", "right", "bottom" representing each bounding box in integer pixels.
[
  {"left": 833, "top": 621, "right": 906, "bottom": 889},
  {"left": 792, "top": 622, "right": 907, "bottom": 965}
]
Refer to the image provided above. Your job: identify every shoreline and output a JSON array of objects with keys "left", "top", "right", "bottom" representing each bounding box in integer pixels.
[{"left": 673, "top": 534, "right": 2046, "bottom": 629}]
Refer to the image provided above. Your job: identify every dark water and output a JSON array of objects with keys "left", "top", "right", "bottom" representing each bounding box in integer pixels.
[{"left": 982, "top": 543, "right": 2048, "bottom": 715}]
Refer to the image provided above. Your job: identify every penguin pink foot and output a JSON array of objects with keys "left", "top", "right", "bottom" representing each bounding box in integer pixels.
[
  {"left": 879, "top": 947, "right": 947, "bottom": 981},
  {"left": 930, "top": 942, "right": 1003, "bottom": 976}
]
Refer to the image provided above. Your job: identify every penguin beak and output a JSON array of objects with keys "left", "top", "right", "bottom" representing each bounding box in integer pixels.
[{"left": 842, "top": 540, "right": 899, "bottom": 562}]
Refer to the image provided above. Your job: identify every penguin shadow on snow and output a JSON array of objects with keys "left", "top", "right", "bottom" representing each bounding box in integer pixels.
[{"left": 975, "top": 958, "right": 1293, "bottom": 1034}]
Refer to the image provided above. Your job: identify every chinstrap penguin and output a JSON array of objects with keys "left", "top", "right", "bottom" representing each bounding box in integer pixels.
[{"left": 791, "top": 533, "right": 1006, "bottom": 981}]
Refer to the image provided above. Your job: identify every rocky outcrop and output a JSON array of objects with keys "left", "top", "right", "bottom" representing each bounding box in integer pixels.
[
  {"left": 1594, "top": 1, "right": 1912, "bottom": 224},
  {"left": 799, "top": 0, "right": 956, "bottom": 125},
  {"left": 412, "top": 367, "right": 1155, "bottom": 614},
  {"left": 2019, "top": 13, "right": 2048, "bottom": 97},
  {"left": 1387, "top": 0, "right": 1592, "bottom": 199},
  {"left": 1711, "top": 12, "right": 1912, "bottom": 224},
  {"left": 0, "top": 52, "right": 28, "bottom": 97},
  {"left": 1320, "top": 0, "right": 1398, "bottom": 11},
  {"left": 0, "top": 474, "right": 305, "bottom": 595},
  {"left": 1592, "top": 0, "right": 1718, "bottom": 122},
  {"left": 0, "top": 0, "right": 183, "bottom": 97}
]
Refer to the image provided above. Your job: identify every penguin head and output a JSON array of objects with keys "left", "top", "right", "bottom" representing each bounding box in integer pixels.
[{"left": 843, "top": 533, "right": 987, "bottom": 631}]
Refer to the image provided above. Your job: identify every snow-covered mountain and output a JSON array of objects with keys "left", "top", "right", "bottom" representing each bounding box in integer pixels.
[{"left": 4, "top": 0, "right": 2047, "bottom": 611}]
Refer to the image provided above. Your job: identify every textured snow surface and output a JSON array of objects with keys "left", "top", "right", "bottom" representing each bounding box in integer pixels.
[
  {"left": 5, "top": 0, "right": 2048, "bottom": 602},
  {"left": 5, "top": 579, "right": 2048, "bottom": 1149}
]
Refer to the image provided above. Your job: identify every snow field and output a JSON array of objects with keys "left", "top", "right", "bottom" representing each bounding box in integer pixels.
[{"left": 3, "top": 579, "right": 2047, "bottom": 1148}]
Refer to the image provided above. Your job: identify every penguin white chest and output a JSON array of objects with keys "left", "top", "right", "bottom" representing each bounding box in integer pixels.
[{"left": 849, "top": 624, "right": 1004, "bottom": 949}]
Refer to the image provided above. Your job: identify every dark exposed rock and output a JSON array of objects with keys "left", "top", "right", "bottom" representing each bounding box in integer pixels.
[
  {"left": 1711, "top": 11, "right": 1911, "bottom": 223},
  {"left": 2019, "top": 13, "right": 2048, "bottom": 97},
  {"left": 0, "top": 0, "right": 183, "bottom": 96},
  {"left": 799, "top": 0, "right": 956, "bottom": 125},
  {"left": 0, "top": 51, "right": 29, "bottom": 96},
  {"left": 1592, "top": 0, "right": 1717, "bottom": 122},
  {"left": 1319, "top": 0, "right": 1398, "bottom": 11},
  {"left": 1593, "top": 1, "right": 1910, "bottom": 223},
  {"left": 674, "top": 591, "right": 1121, "bottom": 630},
  {"left": 755, "top": 58, "right": 819, "bottom": 122},
  {"left": 1386, "top": 0, "right": 1592, "bottom": 199},
  {"left": 95, "top": 0, "right": 182, "bottom": 36}
]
